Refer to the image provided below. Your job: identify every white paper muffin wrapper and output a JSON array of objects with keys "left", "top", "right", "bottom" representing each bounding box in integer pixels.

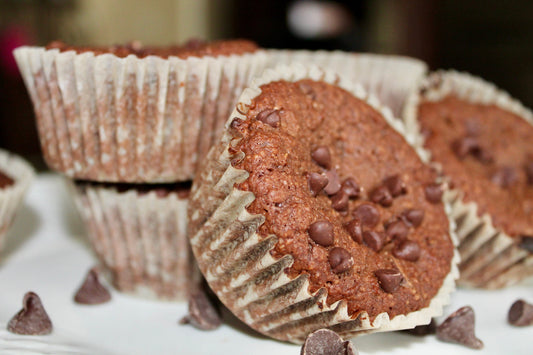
[
  {"left": 14, "top": 46, "right": 270, "bottom": 182},
  {"left": 70, "top": 181, "right": 198, "bottom": 300},
  {"left": 187, "top": 64, "right": 459, "bottom": 343},
  {"left": 0, "top": 149, "right": 35, "bottom": 251},
  {"left": 403, "top": 70, "right": 533, "bottom": 289},
  {"left": 267, "top": 50, "right": 427, "bottom": 118}
]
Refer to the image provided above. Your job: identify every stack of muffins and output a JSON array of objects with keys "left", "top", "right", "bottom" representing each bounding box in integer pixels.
[{"left": 13, "top": 39, "right": 270, "bottom": 300}]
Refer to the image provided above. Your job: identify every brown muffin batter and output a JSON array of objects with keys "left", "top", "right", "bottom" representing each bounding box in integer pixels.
[
  {"left": 230, "top": 80, "right": 453, "bottom": 320},
  {"left": 418, "top": 96, "right": 533, "bottom": 239},
  {"left": 46, "top": 39, "right": 258, "bottom": 59}
]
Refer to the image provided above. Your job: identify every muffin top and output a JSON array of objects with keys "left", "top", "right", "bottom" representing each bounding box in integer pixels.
[
  {"left": 230, "top": 79, "right": 454, "bottom": 320},
  {"left": 46, "top": 39, "right": 258, "bottom": 59},
  {"left": 418, "top": 95, "right": 533, "bottom": 240},
  {"left": 0, "top": 170, "right": 14, "bottom": 189}
]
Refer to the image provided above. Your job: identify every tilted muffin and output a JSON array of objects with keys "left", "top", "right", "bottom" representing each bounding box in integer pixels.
[
  {"left": 14, "top": 39, "right": 268, "bottom": 182},
  {"left": 71, "top": 180, "right": 198, "bottom": 300},
  {"left": 0, "top": 149, "right": 35, "bottom": 252},
  {"left": 404, "top": 70, "right": 533, "bottom": 288},
  {"left": 188, "top": 65, "right": 458, "bottom": 343}
]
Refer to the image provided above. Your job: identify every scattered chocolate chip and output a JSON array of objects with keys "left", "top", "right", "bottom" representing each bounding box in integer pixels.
[
  {"left": 229, "top": 117, "right": 244, "bottom": 130},
  {"left": 328, "top": 247, "right": 354, "bottom": 273},
  {"left": 309, "top": 172, "right": 329, "bottom": 197},
  {"left": 385, "top": 220, "right": 408, "bottom": 242},
  {"left": 324, "top": 170, "right": 341, "bottom": 195},
  {"left": 508, "top": 299, "right": 533, "bottom": 326},
  {"left": 363, "top": 231, "right": 386, "bottom": 252},
  {"left": 7, "top": 292, "right": 53, "bottom": 335},
  {"left": 437, "top": 306, "right": 483, "bottom": 349},
  {"left": 471, "top": 147, "right": 493, "bottom": 164},
  {"left": 425, "top": 183, "right": 443, "bottom": 204},
  {"left": 451, "top": 136, "right": 479, "bottom": 159},
  {"left": 330, "top": 191, "right": 349, "bottom": 211},
  {"left": 256, "top": 109, "right": 280, "bottom": 127},
  {"left": 352, "top": 203, "right": 380, "bottom": 228},
  {"left": 519, "top": 236, "right": 533, "bottom": 252},
  {"left": 393, "top": 240, "right": 421, "bottom": 261},
  {"left": 341, "top": 178, "right": 360, "bottom": 199},
  {"left": 374, "top": 269, "right": 403, "bottom": 293},
  {"left": 401, "top": 209, "right": 425, "bottom": 227},
  {"left": 526, "top": 161, "right": 533, "bottom": 185},
  {"left": 180, "top": 288, "right": 222, "bottom": 331},
  {"left": 370, "top": 185, "right": 393, "bottom": 207},
  {"left": 311, "top": 146, "right": 332, "bottom": 169},
  {"left": 308, "top": 220, "right": 334, "bottom": 247},
  {"left": 491, "top": 166, "right": 517, "bottom": 188},
  {"left": 299, "top": 82, "right": 317, "bottom": 100},
  {"left": 344, "top": 219, "right": 363, "bottom": 244},
  {"left": 404, "top": 319, "right": 437, "bottom": 336},
  {"left": 74, "top": 268, "right": 111, "bottom": 305},
  {"left": 300, "top": 328, "right": 358, "bottom": 355},
  {"left": 383, "top": 175, "right": 407, "bottom": 197}
]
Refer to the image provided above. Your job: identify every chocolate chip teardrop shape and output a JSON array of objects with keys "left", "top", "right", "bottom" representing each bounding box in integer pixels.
[
  {"left": 324, "top": 170, "right": 341, "bottom": 195},
  {"left": 370, "top": 185, "right": 393, "bottom": 207},
  {"left": 393, "top": 240, "right": 421, "bottom": 262},
  {"left": 402, "top": 209, "right": 425, "bottom": 227},
  {"left": 308, "top": 220, "right": 334, "bottom": 246},
  {"left": 383, "top": 175, "right": 407, "bottom": 197},
  {"left": 374, "top": 269, "right": 403, "bottom": 293},
  {"left": 508, "top": 299, "right": 533, "bottom": 326},
  {"left": 385, "top": 220, "right": 408, "bottom": 242},
  {"left": 311, "top": 146, "right": 332, "bottom": 169},
  {"left": 256, "top": 109, "right": 280, "bottom": 127},
  {"left": 344, "top": 219, "right": 363, "bottom": 244},
  {"left": 437, "top": 306, "right": 484, "bottom": 349},
  {"left": 425, "top": 183, "right": 443, "bottom": 204},
  {"left": 363, "top": 231, "right": 386, "bottom": 252},
  {"left": 308, "top": 172, "right": 328, "bottom": 196},
  {"left": 74, "top": 268, "right": 112, "bottom": 305},
  {"left": 341, "top": 178, "right": 360, "bottom": 199},
  {"left": 328, "top": 247, "right": 354, "bottom": 273},
  {"left": 352, "top": 203, "right": 380, "bottom": 228},
  {"left": 7, "top": 292, "right": 53, "bottom": 335},
  {"left": 331, "top": 191, "right": 349, "bottom": 211}
]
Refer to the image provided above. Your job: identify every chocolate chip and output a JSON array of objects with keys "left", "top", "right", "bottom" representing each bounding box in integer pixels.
[
  {"left": 256, "top": 109, "right": 280, "bottom": 127},
  {"left": 519, "top": 236, "right": 533, "bottom": 252},
  {"left": 74, "top": 268, "right": 111, "bottom": 305},
  {"left": 404, "top": 319, "right": 437, "bottom": 336},
  {"left": 436, "top": 306, "right": 483, "bottom": 349},
  {"left": 352, "top": 203, "right": 380, "bottom": 228},
  {"left": 328, "top": 247, "right": 354, "bottom": 273},
  {"left": 401, "top": 209, "right": 425, "bottom": 227},
  {"left": 370, "top": 185, "right": 393, "bottom": 207},
  {"left": 383, "top": 175, "right": 407, "bottom": 197},
  {"left": 425, "top": 183, "right": 443, "bottom": 204},
  {"left": 298, "top": 82, "right": 317, "bottom": 100},
  {"left": 180, "top": 288, "right": 222, "bottom": 331},
  {"left": 324, "top": 170, "right": 341, "bottom": 195},
  {"left": 526, "top": 161, "right": 533, "bottom": 185},
  {"left": 309, "top": 172, "right": 328, "bottom": 197},
  {"left": 393, "top": 240, "right": 421, "bottom": 261},
  {"left": 344, "top": 219, "right": 363, "bottom": 244},
  {"left": 451, "top": 136, "right": 479, "bottom": 159},
  {"left": 300, "top": 328, "right": 358, "bottom": 355},
  {"left": 363, "top": 231, "right": 386, "bottom": 252},
  {"left": 331, "top": 191, "right": 349, "bottom": 211},
  {"left": 341, "top": 178, "right": 360, "bottom": 199},
  {"left": 508, "top": 299, "right": 533, "bottom": 326},
  {"left": 385, "top": 220, "right": 408, "bottom": 242},
  {"left": 471, "top": 147, "right": 493, "bottom": 164},
  {"left": 491, "top": 166, "right": 517, "bottom": 188},
  {"left": 7, "top": 292, "right": 53, "bottom": 335},
  {"left": 311, "top": 146, "right": 332, "bottom": 169},
  {"left": 374, "top": 269, "right": 403, "bottom": 293},
  {"left": 229, "top": 117, "right": 244, "bottom": 130},
  {"left": 308, "top": 220, "right": 334, "bottom": 247}
]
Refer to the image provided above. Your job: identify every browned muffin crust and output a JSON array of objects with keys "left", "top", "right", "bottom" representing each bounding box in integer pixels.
[
  {"left": 0, "top": 170, "right": 15, "bottom": 189},
  {"left": 46, "top": 39, "right": 258, "bottom": 59},
  {"left": 230, "top": 80, "right": 453, "bottom": 320},
  {"left": 418, "top": 95, "right": 533, "bottom": 239},
  {"left": 75, "top": 180, "right": 191, "bottom": 199}
]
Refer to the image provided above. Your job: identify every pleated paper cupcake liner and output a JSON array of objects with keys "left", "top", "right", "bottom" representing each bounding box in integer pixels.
[
  {"left": 14, "top": 46, "right": 269, "bottom": 182},
  {"left": 70, "top": 181, "right": 198, "bottom": 300},
  {"left": 0, "top": 149, "right": 35, "bottom": 251},
  {"left": 404, "top": 70, "right": 533, "bottom": 288},
  {"left": 187, "top": 64, "right": 459, "bottom": 343},
  {"left": 267, "top": 50, "right": 427, "bottom": 118}
]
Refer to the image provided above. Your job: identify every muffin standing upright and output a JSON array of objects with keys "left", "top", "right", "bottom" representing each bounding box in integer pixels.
[{"left": 14, "top": 39, "right": 270, "bottom": 300}]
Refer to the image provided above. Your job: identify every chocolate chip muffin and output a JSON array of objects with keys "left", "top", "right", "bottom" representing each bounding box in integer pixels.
[
  {"left": 188, "top": 65, "right": 458, "bottom": 343},
  {"left": 14, "top": 39, "right": 268, "bottom": 182},
  {"left": 404, "top": 70, "right": 533, "bottom": 288},
  {"left": 71, "top": 180, "right": 198, "bottom": 300}
]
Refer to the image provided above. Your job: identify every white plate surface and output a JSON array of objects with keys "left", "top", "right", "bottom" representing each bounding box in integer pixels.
[{"left": 0, "top": 174, "right": 531, "bottom": 355}]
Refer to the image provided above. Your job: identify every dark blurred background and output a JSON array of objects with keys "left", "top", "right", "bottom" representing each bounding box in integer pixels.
[{"left": 1, "top": 0, "right": 532, "bottom": 170}]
